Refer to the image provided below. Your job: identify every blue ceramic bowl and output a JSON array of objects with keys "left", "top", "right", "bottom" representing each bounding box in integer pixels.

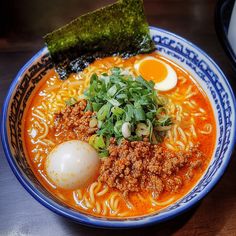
[{"left": 1, "top": 27, "right": 236, "bottom": 228}]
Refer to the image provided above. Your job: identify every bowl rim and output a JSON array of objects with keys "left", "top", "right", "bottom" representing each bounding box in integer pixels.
[{"left": 1, "top": 26, "right": 236, "bottom": 228}]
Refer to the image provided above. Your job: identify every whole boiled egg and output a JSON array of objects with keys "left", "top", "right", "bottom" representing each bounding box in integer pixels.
[
  {"left": 45, "top": 140, "right": 100, "bottom": 190},
  {"left": 134, "top": 56, "right": 178, "bottom": 91}
]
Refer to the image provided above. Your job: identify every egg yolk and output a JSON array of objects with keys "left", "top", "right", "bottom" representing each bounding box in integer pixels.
[{"left": 139, "top": 59, "right": 168, "bottom": 83}]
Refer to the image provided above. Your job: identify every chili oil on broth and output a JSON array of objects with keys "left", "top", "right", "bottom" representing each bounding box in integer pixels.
[{"left": 23, "top": 52, "right": 216, "bottom": 218}]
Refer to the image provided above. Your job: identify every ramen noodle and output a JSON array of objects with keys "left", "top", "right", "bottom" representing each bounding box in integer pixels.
[{"left": 23, "top": 53, "right": 216, "bottom": 218}]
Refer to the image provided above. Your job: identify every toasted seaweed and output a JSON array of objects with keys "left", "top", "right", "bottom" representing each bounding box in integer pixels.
[{"left": 44, "top": 0, "right": 155, "bottom": 80}]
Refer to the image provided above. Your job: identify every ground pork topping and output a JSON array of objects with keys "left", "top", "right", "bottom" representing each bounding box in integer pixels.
[
  {"left": 53, "top": 101, "right": 204, "bottom": 197},
  {"left": 99, "top": 139, "right": 204, "bottom": 197},
  {"left": 54, "top": 99, "right": 97, "bottom": 141}
]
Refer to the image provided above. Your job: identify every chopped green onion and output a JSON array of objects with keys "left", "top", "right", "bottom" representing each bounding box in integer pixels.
[
  {"left": 114, "top": 120, "right": 123, "bottom": 135},
  {"left": 89, "top": 118, "right": 98, "bottom": 128},
  {"left": 92, "top": 102, "right": 102, "bottom": 112},
  {"left": 84, "top": 67, "right": 172, "bottom": 154},
  {"left": 136, "top": 123, "right": 150, "bottom": 137},
  {"left": 107, "top": 85, "right": 118, "bottom": 97},
  {"left": 65, "top": 97, "right": 77, "bottom": 106},
  {"left": 97, "top": 103, "right": 111, "bottom": 121},
  {"left": 111, "top": 67, "right": 121, "bottom": 75},
  {"left": 99, "top": 150, "right": 109, "bottom": 158},
  {"left": 134, "top": 105, "right": 146, "bottom": 121},
  {"left": 89, "top": 134, "right": 106, "bottom": 150},
  {"left": 121, "top": 122, "right": 131, "bottom": 138},
  {"left": 125, "top": 104, "right": 134, "bottom": 122},
  {"left": 107, "top": 98, "right": 120, "bottom": 107},
  {"left": 111, "top": 107, "right": 125, "bottom": 116}
]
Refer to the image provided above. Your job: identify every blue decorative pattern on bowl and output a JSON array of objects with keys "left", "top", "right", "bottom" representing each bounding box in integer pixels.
[{"left": 1, "top": 27, "right": 236, "bottom": 228}]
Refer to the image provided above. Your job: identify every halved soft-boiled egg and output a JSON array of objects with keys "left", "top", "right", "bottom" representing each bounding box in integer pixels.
[
  {"left": 134, "top": 56, "right": 178, "bottom": 91},
  {"left": 45, "top": 140, "right": 100, "bottom": 190}
]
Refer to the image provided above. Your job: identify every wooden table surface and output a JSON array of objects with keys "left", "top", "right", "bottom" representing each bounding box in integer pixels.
[{"left": 0, "top": 0, "right": 236, "bottom": 235}]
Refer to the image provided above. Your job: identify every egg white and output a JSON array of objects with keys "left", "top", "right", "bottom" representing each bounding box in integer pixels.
[
  {"left": 134, "top": 56, "right": 178, "bottom": 91},
  {"left": 45, "top": 140, "right": 100, "bottom": 190}
]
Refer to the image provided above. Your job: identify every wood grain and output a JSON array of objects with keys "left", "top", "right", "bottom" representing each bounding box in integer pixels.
[{"left": 0, "top": 0, "right": 235, "bottom": 235}]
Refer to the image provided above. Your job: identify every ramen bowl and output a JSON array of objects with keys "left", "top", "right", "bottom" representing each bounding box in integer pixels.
[{"left": 1, "top": 27, "right": 236, "bottom": 228}]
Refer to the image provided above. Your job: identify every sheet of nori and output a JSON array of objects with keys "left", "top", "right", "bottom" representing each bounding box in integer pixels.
[{"left": 44, "top": 0, "right": 156, "bottom": 80}]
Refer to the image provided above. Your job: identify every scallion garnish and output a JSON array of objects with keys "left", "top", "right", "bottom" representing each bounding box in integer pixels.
[{"left": 84, "top": 67, "right": 172, "bottom": 156}]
